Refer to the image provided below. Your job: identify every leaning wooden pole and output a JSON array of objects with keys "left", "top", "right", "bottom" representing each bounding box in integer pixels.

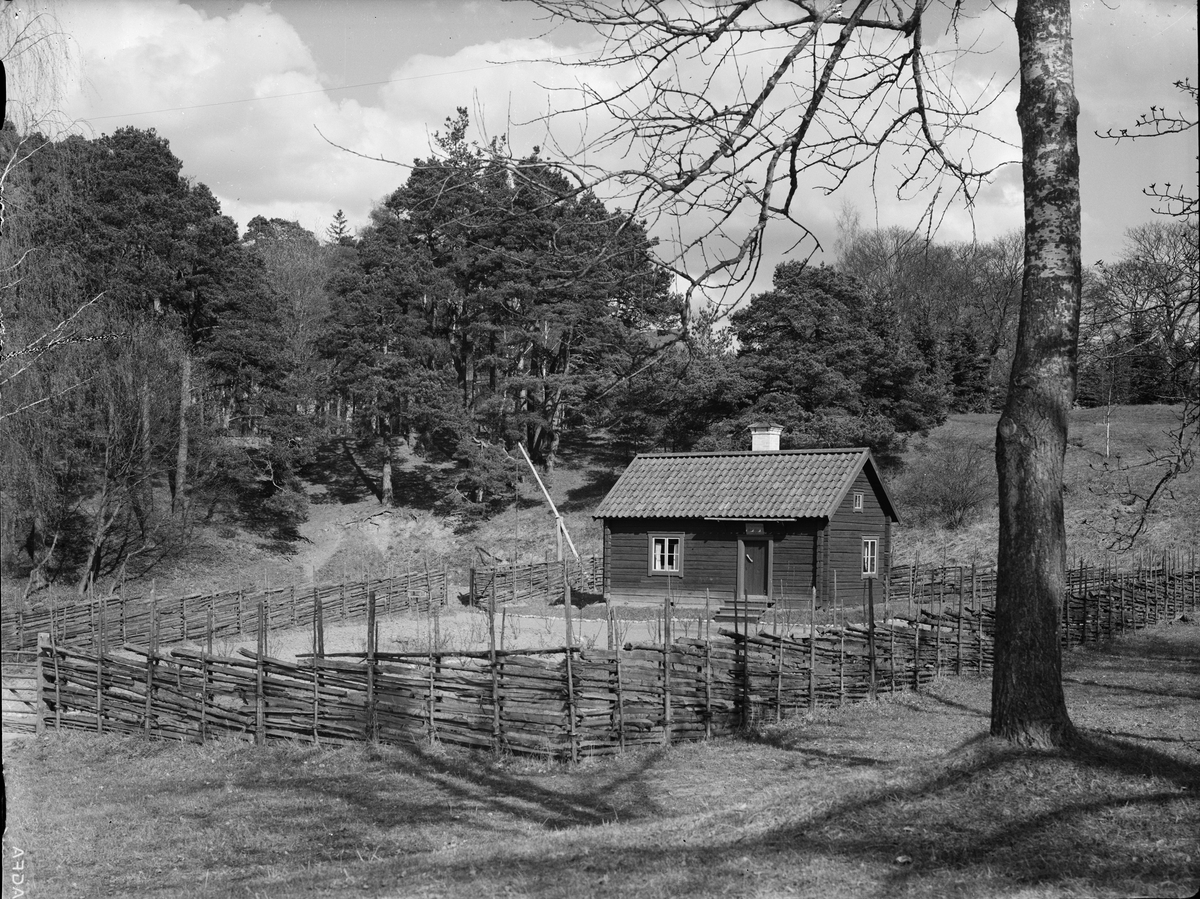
[{"left": 518, "top": 442, "right": 580, "bottom": 561}]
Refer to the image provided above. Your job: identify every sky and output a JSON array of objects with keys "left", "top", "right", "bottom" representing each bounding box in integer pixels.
[{"left": 22, "top": 0, "right": 1200, "bottom": 291}]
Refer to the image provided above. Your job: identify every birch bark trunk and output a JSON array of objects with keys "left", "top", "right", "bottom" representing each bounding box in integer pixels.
[{"left": 991, "top": 0, "right": 1081, "bottom": 748}]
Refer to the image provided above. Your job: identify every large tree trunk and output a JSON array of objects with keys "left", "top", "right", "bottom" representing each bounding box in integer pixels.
[
  {"left": 380, "top": 419, "right": 394, "bottom": 506},
  {"left": 991, "top": 0, "right": 1081, "bottom": 748},
  {"left": 173, "top": 352, "right": 191, "bottom": 516}
]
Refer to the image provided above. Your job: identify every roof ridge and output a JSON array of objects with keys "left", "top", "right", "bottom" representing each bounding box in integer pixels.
[{"left": 632, "top": 447, "right": 869, "bottom": 460}]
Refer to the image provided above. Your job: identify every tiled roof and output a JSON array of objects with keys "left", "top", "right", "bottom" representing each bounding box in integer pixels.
[{"left": 594, "top": 448, "right": 896, "bottom": 520}]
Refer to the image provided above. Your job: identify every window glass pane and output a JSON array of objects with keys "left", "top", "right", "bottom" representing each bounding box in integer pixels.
[
  {"left": 652, "top": 537, "right": 680, "bottom": 572},
  {"left": 862, "top": 539, "right": 877, "bottom": 576}
]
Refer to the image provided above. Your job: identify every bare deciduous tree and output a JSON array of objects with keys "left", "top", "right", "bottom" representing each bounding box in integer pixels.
[
  {"left": 530, "top": 0, "right": 1010, "bottom": 308},
  {"left": 1098, "top": 79, "right": 1197, "bottom": 218},
  {"left": 532, "top": 0, "right": 1083, "bottom": 747}
]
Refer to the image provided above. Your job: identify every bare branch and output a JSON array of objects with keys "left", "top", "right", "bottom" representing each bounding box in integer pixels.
[{"left": 526, "top": 0, "right": 1015, "bottom": 317}]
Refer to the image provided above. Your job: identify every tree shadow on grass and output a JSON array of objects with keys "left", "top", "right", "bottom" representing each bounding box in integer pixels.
[
  {"left": 739, "top": 732, "right": 1199, "bottom": 897},
  {"left": 299, "top": 439, "right": 378, "bottom": 505},
  {"left": 119, "top": 721, "right": 1199, "bottom": 899},
  {"left": 1063, "top": 674, "right": 1200, "bottom": 701},
  {"left": 214, "top": 738, "right": 671, "bottom": 840},
  {"left": 340, "top": 732, "right": 1196, "bottom": 896},
  {"left": 559, "top": 468, "right": 621, "bottom": 514}
]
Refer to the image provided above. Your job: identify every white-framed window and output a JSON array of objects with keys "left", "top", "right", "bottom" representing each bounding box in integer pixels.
[
  {"left": 649, "top": 535, "right": 683, "bottom": 575},
  {"left": 862, "top": 537, "right": 878, "bottom": 579},
  {"left": 852, "top": 492, "right": 864, "bottom": 512}
]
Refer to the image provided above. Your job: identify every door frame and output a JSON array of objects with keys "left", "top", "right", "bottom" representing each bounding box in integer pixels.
[{"left": 736, "top": 537, "right": 773, "bottom": 599}]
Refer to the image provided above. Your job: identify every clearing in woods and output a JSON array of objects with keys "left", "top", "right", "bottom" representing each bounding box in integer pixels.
[{"left": 3, "top": 619, "right": 1197, "bottom": 899}]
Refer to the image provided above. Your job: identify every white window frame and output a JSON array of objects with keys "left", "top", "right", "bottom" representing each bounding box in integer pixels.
[
  {"left": 852, "top": 492, "right": 864, "bottom": 513},
  {"left": 648, "top": 534, "right": 683, "bottom": 576},
  {"left": 862, "top": 537, "right": 878, "bottom": 579}
]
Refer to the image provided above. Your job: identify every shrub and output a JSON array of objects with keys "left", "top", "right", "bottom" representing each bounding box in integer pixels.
[{"left": 896, "top": 438, "right": 996, "bottom": 529}]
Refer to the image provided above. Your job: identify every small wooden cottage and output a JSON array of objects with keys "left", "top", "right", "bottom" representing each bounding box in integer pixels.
[{"left": 593, "top": 428, "right": 899, "bottom": 611}]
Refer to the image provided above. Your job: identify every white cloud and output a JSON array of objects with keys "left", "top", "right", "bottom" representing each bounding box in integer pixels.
[{"left": 52, "top": 0, "right": 1196, "bottom": 270}]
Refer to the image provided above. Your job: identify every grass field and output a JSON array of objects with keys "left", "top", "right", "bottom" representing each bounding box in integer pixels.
[
  {"left": 5, "top": 619, "right": 1197, "bottom": 899},
  {"left": 894, "top": 404, "right": 1199, "bottom": 566}
]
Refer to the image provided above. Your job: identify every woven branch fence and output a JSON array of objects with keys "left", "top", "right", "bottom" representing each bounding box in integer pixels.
[
  {"left": 468, "top": 557, "right": 602, "bottom": 607},
  {"left": 12, "top": 561, "right": 1195, "bottom": 758},
  {"left": 0, "top": 567, "right": 449, "bottom": 653}
]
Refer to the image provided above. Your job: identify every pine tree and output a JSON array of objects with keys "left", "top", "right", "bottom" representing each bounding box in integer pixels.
[{"left": 325, "top": 209, "right": 352, "bottom": 246}]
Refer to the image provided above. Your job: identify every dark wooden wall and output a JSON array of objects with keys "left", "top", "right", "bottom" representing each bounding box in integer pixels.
[
  {"left": 821, "top": 469, "right": 893, "bottom": 607},
  {"left": 604, "top": 518, "right": 820, "bottom": 607},
  {"left": 766, "top": 526, "right": 819, "bottom": 610},
  {"left": 605, "top": 517, "right": 738, "bottom": 604}
]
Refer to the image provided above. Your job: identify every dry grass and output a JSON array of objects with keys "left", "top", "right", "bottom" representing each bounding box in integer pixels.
[
  {"left": 5, "top": 620, "right": 1197, "bottom": 899},
  {"left": 895, "top": 404, "right": 1200, "bottom": 566}
]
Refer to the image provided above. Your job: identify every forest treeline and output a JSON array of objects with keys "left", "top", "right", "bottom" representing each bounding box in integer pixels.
[{"left": 1, "top": 111, "right": 1196, "bottom": 592}]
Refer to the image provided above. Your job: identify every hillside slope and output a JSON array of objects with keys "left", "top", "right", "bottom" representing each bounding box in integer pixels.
[
  {"left": 892, "top": 404, "right": 1198, "bottom": 566},
  {"left": 9, "top": 406, "right": 1193, "bottom": 603}
]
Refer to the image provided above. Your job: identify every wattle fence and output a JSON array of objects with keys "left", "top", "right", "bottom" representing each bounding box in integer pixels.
[
  {"left": 5, "top": 559, "right": 1195, "bottom": 755},
  {"left": 0, "top": 567, "right": 449, "bottom": 653},
  {"left": 468, "top": 557, "right": 602, "bottom": 606}
]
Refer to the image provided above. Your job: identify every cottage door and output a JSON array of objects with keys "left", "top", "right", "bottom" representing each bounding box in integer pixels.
[{"left": 743, "top": 541, "right": 769, "bottom": 598}]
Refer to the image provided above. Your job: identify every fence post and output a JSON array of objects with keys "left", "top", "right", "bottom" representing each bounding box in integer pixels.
[
  {"left": 808, "top": 586, "right": 816, "bottom": 713},
  {"left": 95, "top": 593, "right": 104, "bottom": 735},
  {"left": 311, "top": 594, "right": 321, "bottom": 746},
  {"left": 565, "top": 563, "right": 575, "bottom": 650},
  {"left": 366, "top": 587, "right": 377, "bottom": 742},
  {"left": 775, "top": 632, "right": 785, "bottom": 722},
  {"left": 935, "top": 568, "right": 943, "bottom": 672},
  {"left": 957, "top": 568, "right": 964, "bottom": 675},
  {"left": 1105, "top": 566, "right": 1113, "bottom": 641},
  {"left": 662, "top": 583, "right": 671, "bottom": 746},
  {"left": 1191, "top": 546, "right": 1196, "bottom": 615},
  {"left": 883, "top": 569, "right": 892, "bottom": 693},
  {"left": 35, "top": 633, "right": 49, "bottom": 734},
  {"left": 838, "top": 612, "right": 845, "bottom": 707},
  {"left": 144, "top": 596, "right": 157, "bottom": 737},
  {"left": 867, "top": 577, "right": 877, "bottom": 702},
  {"left": 200, "top": 607, "right": 212, "bottom": 744},
  {"left": 1084, "top": 578, "right": 1094, "bottom": 648},
  {"left": 973, "top": 561, "right": 982, "bottom": 674},
  {"left": 907, "top": 562, "right": 914, "bottom": 622},
  {"left": 427, "top": 648, "right": 436, "bottom": 746},
  {"left": 564, "top": 645, "right": 579, "bottom": 763},
  {"left": 702, "top": 638, "right": 711, "bottom": 741},
  {"left": 913, "top": 606, "right": 921, "bottom": 692},
  {"left": 1119, "top": 572, "right": 1126, "bottom": 637},
  {"left": 565, "top": 578, "right": 579, "bottom": 763},
  {"left": 255, "top": 601, "right": 266, "bottom": 745},
  {"left": 615, "top": 615, "right": 628, "bottom": 750},
  {"left": 489, "top": 578, "right": 500, "bottom": 751}
]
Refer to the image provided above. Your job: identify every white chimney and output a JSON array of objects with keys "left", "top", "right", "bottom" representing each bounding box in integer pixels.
[{"left": 749, "top": 424, "right": 783, "bottom": 452}]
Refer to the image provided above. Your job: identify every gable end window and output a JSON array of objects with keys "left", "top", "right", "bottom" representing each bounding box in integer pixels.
[
  {"left": 648, "top": 534, "right": 683, "bottom": 576},
  {"left": 862, "top": 537, "right": 878, "bottom": 579},
  {"left": 852, "top": 492, "right": 864, "bottom": 512}
]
